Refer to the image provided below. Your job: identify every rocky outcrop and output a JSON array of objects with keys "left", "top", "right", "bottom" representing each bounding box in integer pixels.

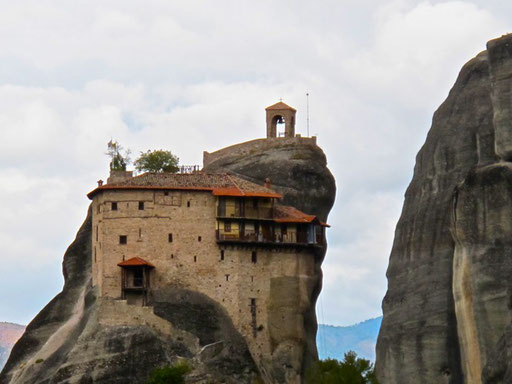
[
  {"left": 376, "top": 34, "right": 512, "bottom": 383},
  {"left": 1, "top": 138, "right": 335, "bottom": 384}
]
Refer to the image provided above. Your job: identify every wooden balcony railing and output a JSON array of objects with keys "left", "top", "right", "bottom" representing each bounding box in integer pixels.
[
  {"left": 216, "top": 230, "right": 324, "bottom": 246},
  {"left": 216, "top": 207, "right": 273, "bottom": 219}
]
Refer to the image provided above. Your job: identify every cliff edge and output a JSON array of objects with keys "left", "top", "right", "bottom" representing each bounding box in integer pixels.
[
  {"left": 1, "top": 138, "right": 335, "bottom": 384},
  {"left": 376, "top": 33, "right": 512, "bottom": 383}
]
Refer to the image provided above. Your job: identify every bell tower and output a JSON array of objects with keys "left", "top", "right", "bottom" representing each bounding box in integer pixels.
[{"left": 265, "top": 101, "right": 296, "bottom": 138}]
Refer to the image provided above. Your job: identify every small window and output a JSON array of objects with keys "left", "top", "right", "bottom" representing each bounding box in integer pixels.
[
  {"left": 139, "top": 201, "right": 144, "bottom": 210},
  {"left": 168, "top": 233, "right": 173, "bottom": 243},
  {"left": 97, "top": 204, "right": 100, "bottom": 214},
  {"left": 251, "top": 251, "right": 257, "bottom": 263},
  {"left": 198, "top": 236, "right": 202, "bottom": 242},
  {"left": 164, "top": 191, "right": 169, "bottom": 196},
  {"left": 187, "top": 201, "right": 191, "bottom": 207},
  {"left": 96, "top": 225, "right": 98, "bottom": 241},
  {"left": 225, "top": 274, "right": 230, "bottom": 281},
  {"left": 171, "top": 254, "right": 174, "bottom": 259},
  {"left": 194, "top": 256, "right": 197, "bottom": 263},
  {"left": 94, "top": 247, "right": 97, "bottom": 262},
  {"left": 220, "top": 250, "right": 225, "bottom": 261},
  {"left": 251, "top": 276, "right": 254, "bottom": 282},
  {"left": 119, "top": 235, "right": 127, "bottom": 244},
  {"left": 250, "top": 298, "right": 256, "bottom": 306},
  {"left": 224, "top": 222, "right": 231, "bottom": 232},
  {"left": 112, "top": 202, "right": 118, "bottom": 211}
]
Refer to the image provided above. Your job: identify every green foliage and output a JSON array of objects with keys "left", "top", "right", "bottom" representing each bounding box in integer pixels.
[
  {"left": 35, "top": 358, "right": 44, "bottom": 364},
  {"left": 146, "top": 362, "right": 192, "bottom": 384},
  {"left": 306, "top": 351, "right": 379, "bottom": 384},
  {"left": 134, "top": 149, "right": 180, "bottom": 173},
  {"left": 106, "top": 139, "right": 131, "bottom": 171}
]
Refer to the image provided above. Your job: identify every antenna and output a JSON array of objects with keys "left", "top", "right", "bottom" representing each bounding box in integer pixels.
[{"left": 306, "top": 91, "right": 310, "bottom": 137}]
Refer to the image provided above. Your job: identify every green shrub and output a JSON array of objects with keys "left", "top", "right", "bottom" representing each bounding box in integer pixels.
[
  {"left": 146, "top": 361, "right": 191, "bottom": 384},
  {"left": 35, "top": 358, "right": 44, "bottom": 364},
  {"left": 306, "top": 351, "right": 379, "bottom": 384}
]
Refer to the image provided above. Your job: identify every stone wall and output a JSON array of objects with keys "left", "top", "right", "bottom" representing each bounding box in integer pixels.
[{"left": 92, "top": 188, "right": 318, "bottom": 383}]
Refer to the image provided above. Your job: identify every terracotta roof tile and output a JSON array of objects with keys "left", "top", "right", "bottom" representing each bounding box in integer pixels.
[
  {"left": 273, "top": 205, "right": 330, "bottom": 227},
  {"left": 117, "top": 257, "right": 155, "bottom": 268},
  {"left": 87, "top": 172, "right": 282, "bottom": 199}
]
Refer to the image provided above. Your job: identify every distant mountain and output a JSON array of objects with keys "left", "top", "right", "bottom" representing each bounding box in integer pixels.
[
  {"left": 0, "top": 323, "right": 25, "bottom": 370},
  {"left": 317, "top": 317, "right": 382, "bottom": 362}
]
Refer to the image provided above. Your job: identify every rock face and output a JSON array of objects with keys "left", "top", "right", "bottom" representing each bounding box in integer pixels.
[
  {"left": 376, "top": 34, "right": 512, "bottom": 383},
  {"left": 1, "top": 138, "right": 335, "bottom": 384}
]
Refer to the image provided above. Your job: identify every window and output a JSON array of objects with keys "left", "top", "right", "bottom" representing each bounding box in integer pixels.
[
  {"left": 138, "top": 201, "right": 144, "bottom": 210},
  {"left": 164, "top": 191, "right": 169, "bottom": 196},
  {"left": 171, "top": 254, "right": 174, "bottom": 259},
  {"left": 94, "top": 247, "right": 97, "bottom": 262},
  {"left": 220, "top": 250, "right": 225, "bottom": 261},
  {"left": 112, "top": 202, "right": 118, "bottom": 211},
  {"left": 194, "top": 256, "right": 197, "bottom": 262},
  {"left": 251, "top": 276, "right": 254, "bottom": 282},
  {"left": 224, "top": 221, "right": 231, "bottom": 232},
  {"left": 96, "top": 225, "right": 98, "bottom": 241},
  {"left": 251, "top": 251, "right": 257, "bottom": 263},
  {"left": 119, "top": 235, "right": 127, "bottom": 244},
  {"left": 168, "top": 233, "right": 173, "bottom": 242},
  {"left": 198, "top": 236, "right": 202, "bottom": 242},
  {"left": 225, "top": 274, "right": 230, "bottom": 281},
  {"left": 187, "top": 201, "right": 191, "bottom": 207}
]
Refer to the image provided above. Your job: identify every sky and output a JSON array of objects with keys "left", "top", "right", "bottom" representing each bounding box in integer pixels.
[{"left": 0, "top": 0, "right": 511, "bottom": 327}]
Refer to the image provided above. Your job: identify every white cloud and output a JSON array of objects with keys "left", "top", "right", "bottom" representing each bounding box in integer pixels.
[{"left": 0, "top": 0, "right": 509, "bottom": 327}]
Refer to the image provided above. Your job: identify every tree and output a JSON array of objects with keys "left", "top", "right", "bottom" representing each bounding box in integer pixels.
[
  {"left": 106, "top": 139, "right": 131, "bottom": 171},
  {"left": 134, "top": 149, "right": 180, "bottom": 173},
  {"left": 146, "top": 362, "right": 191, "bottom": 384},
  {"left": 306, "top": 351, "right": 379, "bottom": 384}
]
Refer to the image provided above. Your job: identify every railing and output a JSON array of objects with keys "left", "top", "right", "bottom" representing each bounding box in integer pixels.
[
  {"left": 216, "top": 230, "right": 323, "bottom": 245},
  {"left": 216, "top": 207, "right": 273, "bottom": 219},
  {"left": 178, "top": 165, "right": 201, "bottom": 174}
]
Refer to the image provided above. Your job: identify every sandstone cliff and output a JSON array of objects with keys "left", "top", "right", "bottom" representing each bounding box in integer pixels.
[
  {"left": 0, "top": 139, "right": 335, "bottom": 384},
  {"left": 376, "top": 34, "right": 512, "bottom": 383}
]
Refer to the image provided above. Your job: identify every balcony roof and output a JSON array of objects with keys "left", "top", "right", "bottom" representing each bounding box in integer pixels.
[
  {"left": 117, "top": 257, "right": 155, "bottom": 268},
  {"left": 274, "top": 205, "right": 330, "bottom": 227}
]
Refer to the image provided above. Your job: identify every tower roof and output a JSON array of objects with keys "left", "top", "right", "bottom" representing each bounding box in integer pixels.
[{"left": 265, "top": 101, "right": 296, "bottom": 112}]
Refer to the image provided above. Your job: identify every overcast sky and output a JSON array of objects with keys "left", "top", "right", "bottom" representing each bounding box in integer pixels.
[{"left": 1, "top": 1, "right": 511, "bottom": 329}]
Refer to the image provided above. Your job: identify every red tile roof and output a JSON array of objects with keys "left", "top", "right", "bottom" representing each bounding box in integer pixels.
[
  {"left": 274, "top": 205, "right": 330, "bottom": 227},
  {"left": 87, "top": 172, "right": 282, "bottom": 199},
  {"left": 265, "top": 101, "right": 296, "bottom": 111},
  {"left": 117, "top": 257, "right": 155, "bottom": 268}
]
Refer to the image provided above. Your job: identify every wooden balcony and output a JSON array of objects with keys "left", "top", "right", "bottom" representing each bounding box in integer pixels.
[{"left": 216, "top": 228, "right": 325, "bottom": 247}]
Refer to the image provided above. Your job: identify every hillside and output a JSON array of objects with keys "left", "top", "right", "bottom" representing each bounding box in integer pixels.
[
  {"left": 317, "top": 317, "right": 381, "bottom": 362},
  {"left": 0, "top": 323, "right": 25, "bottom": 370}
]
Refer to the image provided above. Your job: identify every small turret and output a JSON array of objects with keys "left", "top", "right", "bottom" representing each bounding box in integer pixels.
[{"left": 265, "top": 101, "right": 296, "bottom": 138}]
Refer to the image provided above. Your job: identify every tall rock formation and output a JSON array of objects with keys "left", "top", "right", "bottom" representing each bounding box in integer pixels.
[
  {"left": 376, "top": 34, "right": 512, "bottom": 383},
  {"left": 1, "top": 137, "right": 335, "bottom": 384}
]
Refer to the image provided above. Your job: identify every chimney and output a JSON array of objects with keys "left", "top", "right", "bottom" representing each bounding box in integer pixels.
[
  {"left": 264, "top": 178, "right": 271, "bottom": 189},
  {"left": 97, "top": 180, "right": 104, "bottom": 187}
]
